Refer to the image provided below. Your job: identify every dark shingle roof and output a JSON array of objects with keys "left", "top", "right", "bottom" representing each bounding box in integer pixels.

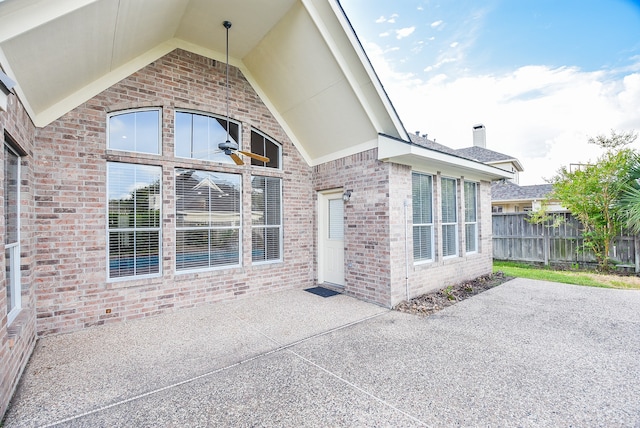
[
  {"left": 409, "top": 134, "right": 467, "bottom": 157},
  {"left": 491, "top": 180, "right": 553, "bottom": 201},
  {"left": 455, "top": 146, "right": 517, "bottom": 163}
]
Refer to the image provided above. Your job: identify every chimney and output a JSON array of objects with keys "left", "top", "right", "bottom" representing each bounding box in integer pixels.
[{"left": 472, "top": 124, "right": 486, "bottom": 148}]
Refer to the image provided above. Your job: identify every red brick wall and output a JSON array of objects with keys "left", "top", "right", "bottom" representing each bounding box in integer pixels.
[
  {"left": 313, "top": 149, "right": 393, "bottom": 306},
  {"left": 0, "top": 86, "right": 38, "bottom": 418},
  {"left": 313, "top": 151, "right": 495, "bottom": 308},
  {"left": 33, "top": 49, "right": 315, "bottom": 336}
]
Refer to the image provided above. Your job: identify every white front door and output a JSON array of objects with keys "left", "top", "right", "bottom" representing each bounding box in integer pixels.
[{"left": 318, "top": 191, "right": 345, "bottom": 286}]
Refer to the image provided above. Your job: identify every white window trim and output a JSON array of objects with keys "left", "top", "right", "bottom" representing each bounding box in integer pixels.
[
  {"left": 106, "top": 162, "right": 163, "bottom": 282},
  {"left": 107, "top": 108, "right": 162, "bottom": 155},
  {"left": 464, "top": 181, "right": 478, "bottom": 254},
  {"left": 251, "top": 176, "right": 283, "bottom": 265},
  {"left": 5, "top": 143, "right": 21, "bottom": 325},
  {"left": 250, "top": 128, "right": 282, "bottom": 171},
  {"left": 412, "top": 172, "right": 434, "bottom": 264},
  {"left": 441, "top": 177, "right": 459, "bottom": 259},
  {"left": 174, "top": 169, "right": 243, "bottom": 274},
  {"left": 174, "top": 109, "right": 242, "bottom": 162}
]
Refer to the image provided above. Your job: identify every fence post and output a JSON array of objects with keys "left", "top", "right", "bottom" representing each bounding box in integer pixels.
[
  {"left": 543, "top": 218, "right": 549, "bottom": 266},
  {"left": 635, "top": 236, "right": 640, "bottom": 274}
]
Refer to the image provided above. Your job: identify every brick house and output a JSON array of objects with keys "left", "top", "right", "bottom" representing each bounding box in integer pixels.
[{"left": 0, "top": 0, "right": 512, "bottom": 416}]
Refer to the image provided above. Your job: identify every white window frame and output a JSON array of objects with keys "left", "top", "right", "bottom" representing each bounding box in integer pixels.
[
  {"left": 174, "top": 109, "right": 241, "bottom": 162},
  {"left": 107, "top": 162, "right": 162, "bottom": 281},
  {"left": 5, "top": 143, "right": 21, "bottom": 325},
  {"left": 175, "top": 168, "right": 242, "bottom": 273},
  {"left": 412, "top": 172, "right": 434, "bottom": 263},
  {"left": 107, "top": 108, "right": 161, "bottom": 155},
  {"left": 251, "top": 176, "right": 283, "bottom": 264},
  {"left": 250, "top": 128, "right": 282, "bottom": 170},
  {"left": 464, "top": 181, "right": 478, "bottom": 254},
  {"left": 441, "top": 177, "right": 459, "bottom": 258}
]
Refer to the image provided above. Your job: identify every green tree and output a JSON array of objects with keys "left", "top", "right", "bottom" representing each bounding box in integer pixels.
[{"left": 549, "top": 130, "right": 638, "bottom": 271}]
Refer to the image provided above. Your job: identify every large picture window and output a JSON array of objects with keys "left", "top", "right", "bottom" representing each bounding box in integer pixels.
[
  {"left": 108, "top": 163, "right": 162, "bottom": 279},
  {"left": 251, "top": 176, "right": 282, "bottom": 263},
  {"left": 412, "top": 172, "right": 433, "bottom": 262},
  {"left": 250, "top": 129, "right": 280, "bottom": 169},
  {"left": 175, "top": 169, "right": 241, "bottom": 271},
  {"left": 175, "top": 111, "right": 239, "bottom": 163},
  {"left": 5, "top": 143, "right": 21, "bottom": 324},
  {"left": 441, "top": 177, "right": 458, "bottom": 257},
  {"left": 464, "top": 181, "right": 478, "bottom": 253},
  {"left": 108, "top": 109, "right": 160, "bottom": 154}
]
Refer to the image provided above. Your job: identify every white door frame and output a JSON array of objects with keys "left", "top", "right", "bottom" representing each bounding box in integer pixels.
[{"left": 317, "top": 189, "right": 345, "bottom": 286}]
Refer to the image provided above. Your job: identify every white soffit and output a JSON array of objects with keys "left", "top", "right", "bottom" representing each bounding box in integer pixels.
[
  {"left": 378, "top": 134, "right": 515, "bottom": 181},
  {"left": 0, "top": 0, "right": 407, "bottom": 167}
]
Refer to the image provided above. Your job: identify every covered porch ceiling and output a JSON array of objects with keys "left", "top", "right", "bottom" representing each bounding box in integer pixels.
[{"left": 0, "top": 0, "right": 409, "bottom": 165}]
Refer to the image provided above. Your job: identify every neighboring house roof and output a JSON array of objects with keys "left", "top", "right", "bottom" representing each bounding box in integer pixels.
[
  {"left": 492, "top": 180, "right": 553, "bottom": 202},
  {"left": 455, "top": 146, "right": 525, "bottom": 172}
]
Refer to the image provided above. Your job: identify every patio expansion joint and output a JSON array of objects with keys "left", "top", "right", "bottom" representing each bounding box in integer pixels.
[{"left": 41, "top": 310, "right": 397, "bottom": 427}]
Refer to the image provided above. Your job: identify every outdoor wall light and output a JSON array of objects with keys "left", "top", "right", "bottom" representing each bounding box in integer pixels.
[
  {"left": 342, "top": 190, "right": 352, "bottom": 202},
  {"left": 0, "top": 70, "right": 16, "bottom": 112}
]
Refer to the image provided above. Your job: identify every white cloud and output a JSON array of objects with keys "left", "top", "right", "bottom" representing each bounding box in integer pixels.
[
  {"left": 450, "top": 42, "right": 459, "bottom": 48},
  {"left": 431, "top": 20, "right": 443, "bottom": 28},
  {"left": 362, "top": 40, "right": 640, "bottom": 185},
  {"left": 395, "top": 26, "right": 415, "bottom": 40},
  {"left": 375, "top": 16, "right": 386, "bottom": 24},
  {"left": 379, "top": 31, "right": 390, "bottom": 38}
]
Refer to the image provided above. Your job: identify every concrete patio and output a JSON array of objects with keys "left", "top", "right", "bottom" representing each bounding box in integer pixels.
[{"left": 3, "top": 278, "right": 640, "bottom": 427}]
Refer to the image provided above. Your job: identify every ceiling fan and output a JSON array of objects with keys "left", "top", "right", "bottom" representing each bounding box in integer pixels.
[{"left": 219, "top": 20, "right": 270, "bottom": 166}]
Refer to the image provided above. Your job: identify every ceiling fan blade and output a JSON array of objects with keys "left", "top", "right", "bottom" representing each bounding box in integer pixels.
[
  {"left": 229, "top": 152, "right": 244, "bottom": 165},
  {"left": 238, "top": 150, "right": 270, "bottom": 163}
]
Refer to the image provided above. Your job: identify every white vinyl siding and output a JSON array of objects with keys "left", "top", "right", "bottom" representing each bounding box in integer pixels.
[
  {"left": 412, "top": 172, "right": 434, "bottom": 262},
  {"left": 175, "top": 169, "right": 241, "bottom": 271},
  {"left": 464, "top": 181, "right": 478, "bottom": 253},
  {"left": 107, "top": 163, "right": 162, "bottom": 279},
  {"left": 441, "top": 177, "right": 458, "bottom": 258},
  {"left": 251, "top": 176, "right": 282, "bottom": 263}
]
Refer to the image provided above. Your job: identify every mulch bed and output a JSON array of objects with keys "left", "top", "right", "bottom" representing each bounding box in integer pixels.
[{"left": 394, "top": 271, "right": 514, "bottom": 316}]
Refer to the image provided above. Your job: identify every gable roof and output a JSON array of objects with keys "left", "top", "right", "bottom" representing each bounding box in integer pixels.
[
  {"left": 491, "top": 180, "right": 553, "bottom": 202},
  {"left": 0, "top": 0, "right": 409, "bottom": 165},
  {"left": 455, "top": 146, "right": 524, "bottom": 172}
]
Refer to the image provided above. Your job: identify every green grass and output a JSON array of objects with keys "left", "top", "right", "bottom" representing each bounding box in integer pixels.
[{"left": 493, "top": 261, "right": 617, "bottom": 288}]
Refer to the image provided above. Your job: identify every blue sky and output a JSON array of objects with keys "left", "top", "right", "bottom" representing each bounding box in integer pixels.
[{"left": 340, "top": 0, "right": 640, "bottom": 184}]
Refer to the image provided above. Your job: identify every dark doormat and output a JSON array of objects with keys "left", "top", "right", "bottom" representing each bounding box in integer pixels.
[{"left": 304, "top": 286, "right": 340, "bottom": 298}]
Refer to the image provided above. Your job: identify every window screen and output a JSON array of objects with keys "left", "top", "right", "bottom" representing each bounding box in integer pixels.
[
  {"left": 412, "top": 172, "right": 433, "bottom": 261},
  {"left": 108, "top": 163, "right": 162, "bottom": 278},
  {"left": 175, "top": 111, "right": 238, "bottom": 163},
  {"left": 250, "top": 130, "right": 280, "bottom": 169},
  {"left": 441, "top": 177, "right": 458, "bottom": 257},
  {"left": 108, "top": 110, "right": 160, "bottom": 154},
  {"left": 175, "top": 169, "right": 241, "bottom": 271},
  {"left": 464, "top": 181, "right": 478, "bottom": 253},
  {"left": 251, "top": 176, "right": 282, "bottom": 262}
]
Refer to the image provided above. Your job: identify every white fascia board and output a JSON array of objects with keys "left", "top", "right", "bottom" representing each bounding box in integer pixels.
[
  {"left": 0, "top": 0, "right": 99, "bottom": 43},
  {"left": 32, "top": 41, "right": 176, "bottom": 127},
  {"left": 487, "top": 158, "right": 524, "bottom": 172},
  {"left": 306, "top": 0, "right": 409, "bottom": 141},
  {"left": 378, "top": 134, "right": 514, "bottom": 181}
]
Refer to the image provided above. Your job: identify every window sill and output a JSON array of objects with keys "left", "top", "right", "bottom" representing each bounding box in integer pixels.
[{"left": 7, "top": 309, "right": 28, "bottom": 349}]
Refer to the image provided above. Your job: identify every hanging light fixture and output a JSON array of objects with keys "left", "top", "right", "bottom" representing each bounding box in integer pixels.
[{"left": 217, "top": 20, "right": 270, "bottom": 166}]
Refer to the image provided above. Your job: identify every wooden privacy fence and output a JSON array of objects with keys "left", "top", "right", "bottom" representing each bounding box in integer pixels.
[{"left": 492, "top": 212, "right": 640, "bottom": 272}]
